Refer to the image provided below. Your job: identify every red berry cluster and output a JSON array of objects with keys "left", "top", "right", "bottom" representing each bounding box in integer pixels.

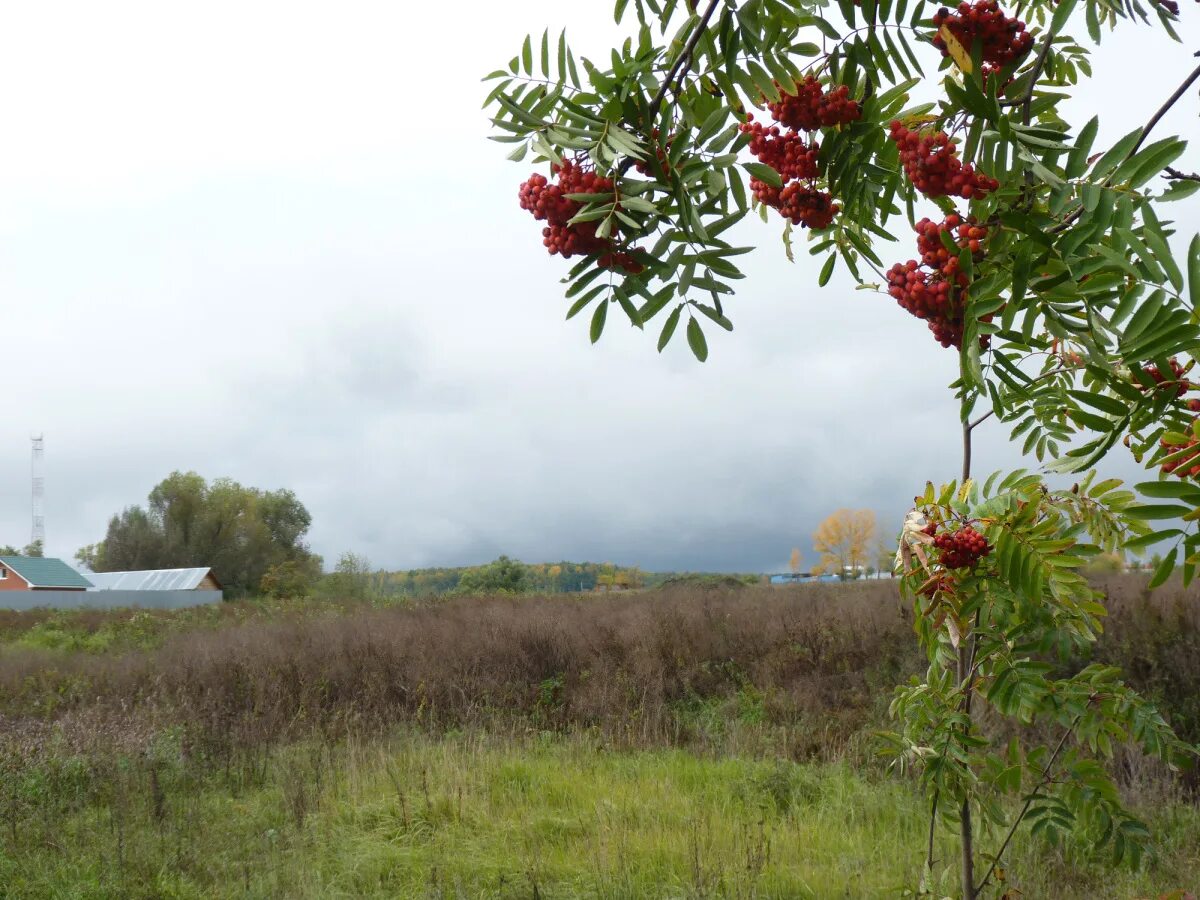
[
  {"left": 1147, "top": 360, "right": 1200, "bottom": 478},
  {"left": 917, "top": 214, "right": 988, "bottom": 264},
  {"left": 740, "top": 114, "right": 838, "bottom": 229},
  {"left": 741, "top": 120, "right": 821, "bottom": 181},
  {"left": 929, "top": 523, "right": 991, "bottom": 569},
  {"left": 751, "top": 180, "right": 840, "bottom": 229},
  {"left": 1144, "top": 358, "right": 1194, "bottom": 397},
  {"left": 979, "top": 63, "right": 1016, "bottom": 95},
  {"left": 518, "top": 159, "right": 642, "bottom": 273},
  {"left": 1161, "top": 423, "right": 1200, "bottom": 479},
  {"left": 918, "top": 572, "right": 953, "bottom": 598},
  {"left": 1161, "top": 441, "right": 1200, "bottom": 477},
  {"left": 887, "top": 264, "right": 964, "bottom": 349},
  {"left": 766, "top": 77, "right": 862, "bottom": 131},
  {"left": 738, "top": 77, "right": 859, "bottom": 230},
  {"left": 888, "top": 122, "right": 999, "bottom": 199},
  {"left": 932, "top": 1, "right": 1033, "bottom": 67},
  {"left": 886, "top": 215, "right": 990, "bottom": 349},
  {"left": 635, "top": 129, "right": 674, "bottom": 180}
]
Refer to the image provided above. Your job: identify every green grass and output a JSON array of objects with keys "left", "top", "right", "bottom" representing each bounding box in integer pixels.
[
  {"left": 2, "top": 731, "right": 1197, "bottom": 899},
  {"left": 0, "top": 597, "right": 372, "bottom": 656}
]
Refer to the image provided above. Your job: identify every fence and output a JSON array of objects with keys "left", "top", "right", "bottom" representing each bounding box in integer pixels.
[{"left": 0, "top": 590, "right": 223, "bottom": 611}]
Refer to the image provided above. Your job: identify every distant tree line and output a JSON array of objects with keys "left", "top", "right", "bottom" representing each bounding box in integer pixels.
[
  {"left": 271, "top": 554, "right": 755, "bottom": 602},
  {"left": 302, "top": 556, "right": 659, "bottom": 600},
  {"left": 74, "top": 472, "right": 756, "bottom": 602}
]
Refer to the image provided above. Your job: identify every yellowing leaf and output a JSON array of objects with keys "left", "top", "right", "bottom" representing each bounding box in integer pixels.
[
  {"left": 947, "top": 615, "right": 963, "bottom": 648},
  {"left": 957, "top": 478, "right": 974, "bottom": 502},
  {"left": 899, "top": 113, "right": 940, "bottom": 129},
  {"left": 939, "top": 25, "right": 973, "bottom": 74}
]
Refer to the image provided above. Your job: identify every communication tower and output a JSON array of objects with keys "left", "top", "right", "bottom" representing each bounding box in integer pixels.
[{"left": 31, "top": 435, "right": 45, "bottom": 549}]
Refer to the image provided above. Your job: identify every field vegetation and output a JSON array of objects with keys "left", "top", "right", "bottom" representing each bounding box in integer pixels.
[{"left": 1, "top": 576, "right": 1198, "bottom": 897}]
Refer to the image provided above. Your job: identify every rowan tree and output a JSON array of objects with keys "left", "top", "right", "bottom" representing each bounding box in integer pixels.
[
  {"left": 487, "top": 0, "right": 1199, "bottom": 894},
  {"left": 813, "top": 507, "right": 877, "bottom": 577}
]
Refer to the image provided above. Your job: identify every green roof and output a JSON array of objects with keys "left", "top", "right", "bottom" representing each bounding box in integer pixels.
[{"left": 0, "top": 556, "right": 93, "bottom": 589}]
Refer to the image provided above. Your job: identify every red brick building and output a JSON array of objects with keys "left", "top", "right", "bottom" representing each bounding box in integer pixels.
[{"left": 0, "top": 556, "right": 93, "bottom": 592}]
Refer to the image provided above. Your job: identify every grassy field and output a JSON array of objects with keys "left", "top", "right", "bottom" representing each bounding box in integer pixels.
[
  {"left": 1, "top": 577, "right": 1199, "bottom": 897},
  {"left": 3, "top": 731, "right": 1199, "bottom": 899}
]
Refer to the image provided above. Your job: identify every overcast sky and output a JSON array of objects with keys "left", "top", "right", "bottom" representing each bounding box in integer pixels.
[{"left": 0, "top": 3, "right": 1197, "bottom": 573}]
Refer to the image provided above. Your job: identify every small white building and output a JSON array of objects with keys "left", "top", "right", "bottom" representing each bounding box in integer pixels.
[{"left": 86, "top": 567, "right": 223, "bottom": 593}]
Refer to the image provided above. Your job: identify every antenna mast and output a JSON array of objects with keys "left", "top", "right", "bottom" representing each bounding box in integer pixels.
[{"left": 31, "top": 435, "right": 45, "bottom": 550}]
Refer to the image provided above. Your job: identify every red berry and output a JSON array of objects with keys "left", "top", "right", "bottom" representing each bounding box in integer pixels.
[{"left": 1143, "top": 357, "right": 1192, "bottom": 397}]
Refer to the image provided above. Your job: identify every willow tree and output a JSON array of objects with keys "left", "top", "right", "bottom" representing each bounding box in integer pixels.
[{"left": 486, "top": 0, "right": 1198, "bottom": 894}]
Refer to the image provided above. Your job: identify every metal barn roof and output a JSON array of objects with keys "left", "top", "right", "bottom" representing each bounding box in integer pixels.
[
  {"left": 0, "top": 556, "right": 93, "bottom": 589},
  {"left": 86, "top": 567, "right": 217, "bottom": 591}
]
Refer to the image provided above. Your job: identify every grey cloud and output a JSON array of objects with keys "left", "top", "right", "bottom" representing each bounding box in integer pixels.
[{"left": 0, "top": 6, "right": 1195, "bottom": 573}]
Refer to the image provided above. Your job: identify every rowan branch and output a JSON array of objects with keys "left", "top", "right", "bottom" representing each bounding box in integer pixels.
[
  {"left": 1014, "top": 25, "right": 1057, "bottom": 209},
  {"left": 927, "top": 790, "right": 939, "bottom": 870},
  {"left": 974, "top": 714, "right": 1083, "bottom": 895},
  {"left": 617, "top": 0, "right": 723, "bottom": 176},
  {"left": 969, "top": 362, "right": 1073, "bottom": 432}
]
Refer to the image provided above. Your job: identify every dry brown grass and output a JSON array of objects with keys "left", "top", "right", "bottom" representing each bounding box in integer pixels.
[
  {"left": 0, "top": 583, "right": 910, "bottom": 757},
  {"left": 1, "top": 575, "right": 1197, "bottom": 766}
]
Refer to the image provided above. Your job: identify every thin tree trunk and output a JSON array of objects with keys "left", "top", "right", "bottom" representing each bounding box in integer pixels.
[
  {"left": 958, "top": 418, "right": 977, "bottom": 899},
  {"left": 958, "top": 643, "right": 976, "bottom": 899}
]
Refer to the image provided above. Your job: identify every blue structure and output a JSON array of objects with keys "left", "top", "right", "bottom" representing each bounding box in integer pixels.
[{"left": 767, "top": 572, "right": 841, "bottom": 584}]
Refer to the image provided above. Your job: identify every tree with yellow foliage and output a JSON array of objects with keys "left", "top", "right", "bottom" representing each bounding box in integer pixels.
[
  {"left": 788, "top": 548, "right": 803, "bottom": 575},
  {"left": 812, "top": 510, "right": 876, "bottom": 580}
]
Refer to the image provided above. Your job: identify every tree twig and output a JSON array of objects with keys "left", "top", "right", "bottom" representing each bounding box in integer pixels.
[
  {"left": 958, "top": 399, "right": 978, "bottom": 899},
  {"left": 1130, "top": 56, "right": 1200, "bottom": 158},
  {"left": 1016, "top": 30, "right": 1057, "bottom": 207},
  {"left": 1020, "top": 30, "right": 1056, "bottom": 128},
  {"left": 968, "top": 408, "right": 995, "bottom": 431},
  {"left": 962, "top": 419, "right": 974, "bottom": 483},
  {"left": 1052, "top": 57, "right": 1200, "bottom": 233},
  {"left": 1165, "top": 166, "right": 1200, "bottom": 182}
]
